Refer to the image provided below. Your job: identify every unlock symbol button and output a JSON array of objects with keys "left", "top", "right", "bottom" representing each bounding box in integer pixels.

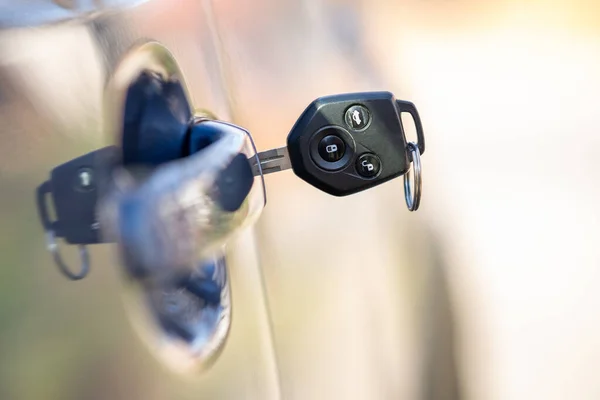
[{"left": 356, "top": 153, "right": 381, "bottom": 178}]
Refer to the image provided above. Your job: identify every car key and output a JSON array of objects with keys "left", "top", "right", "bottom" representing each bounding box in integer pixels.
[
  {"left": 255, "top": 91, "right": 425, "bottom": 203},
  {"left": 36, "top": 146, "right": 119, "bottom": 246}
]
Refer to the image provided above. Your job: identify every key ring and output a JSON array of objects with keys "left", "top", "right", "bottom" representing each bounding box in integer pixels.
[
  {"left": 404, "top": 142, "right": 422, "bottom": 211},
  {"left": 45, "top": 231, "right": 90, "bottom": 280}
]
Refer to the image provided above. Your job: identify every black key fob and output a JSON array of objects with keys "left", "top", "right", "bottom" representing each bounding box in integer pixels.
[
  {"left": 286, "top": 91, "right": 425, "bottom": 196},
  {"left": 36, "top": 146, "right": 117, "bottom": 245}
]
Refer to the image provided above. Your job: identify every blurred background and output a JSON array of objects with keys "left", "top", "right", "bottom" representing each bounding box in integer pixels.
[{"left": 1, "top": 0, "right": 600, "bottom": 399}]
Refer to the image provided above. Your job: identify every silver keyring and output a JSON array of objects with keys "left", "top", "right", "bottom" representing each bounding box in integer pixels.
[
  {"left": 404, "top": 142, "right": 422, "bottom": 212},
  {"left": 45, "top": 231, "right": 90, "bottom": 280}
]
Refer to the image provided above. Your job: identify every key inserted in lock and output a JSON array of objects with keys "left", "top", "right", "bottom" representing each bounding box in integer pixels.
[{"left": 36, "top": 84, "right": 425, "bottom": 282}]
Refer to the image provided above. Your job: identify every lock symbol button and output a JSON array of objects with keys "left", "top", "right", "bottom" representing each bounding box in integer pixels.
[{"left": 317, "top": 134, "right": 346, "bottom": 162}]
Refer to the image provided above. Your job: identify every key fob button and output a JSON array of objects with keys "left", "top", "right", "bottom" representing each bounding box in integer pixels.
[
  {"left": 308, "top": 126, "right": 354, "bottom": 171},
  {"left": 318, "top": 135, "right": 346, "bottom": 162},
  {"left": 356, "top": 153, "right": 381, "bottom": 178},
  {"left": 345, "top": 104, "right": 371, "bottom": 131}
]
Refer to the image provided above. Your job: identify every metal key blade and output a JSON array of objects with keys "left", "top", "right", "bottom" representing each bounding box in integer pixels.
[{"left": 253, "top": 146, "right": 292, "bottom": 176}]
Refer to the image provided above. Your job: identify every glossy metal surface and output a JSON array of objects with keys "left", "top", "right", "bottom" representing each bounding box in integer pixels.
[
  {"left": 93, "top": 40, "right": 267, "bottom": 372},
  {"left": 123, "top": 255, "right": 232, "bottom": 374},
  {"left": 45, "top": 230, "right": 90, "bottom": 280},
  {"left": 100, "top": 41, "right": 265, "bottom": 282},
  {"left": 0, "top": 0, "right": 148, "bottom": 28},
  {"left": 103, "top": 124, "right": 262, "bottom": 279},
  {"left": 403, "top": 142, "right": 422, "bottom": 212},
  {"left": 0, "top": 2, "right": 280, "bottom": 399}
]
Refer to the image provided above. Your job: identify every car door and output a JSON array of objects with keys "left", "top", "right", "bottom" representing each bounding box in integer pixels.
[
  {"left": 0, "top": 2, "right": 280, "bottom": 399},
  {"left": 0, "top": 1, "right": 460, "bottom": 400}
]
